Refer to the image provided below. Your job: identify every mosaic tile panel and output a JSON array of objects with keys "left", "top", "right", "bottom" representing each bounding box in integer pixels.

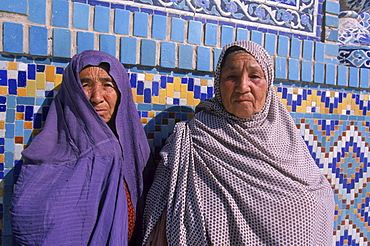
[{"left": 0, "top": 61, "right": 369, "bottom": 245}]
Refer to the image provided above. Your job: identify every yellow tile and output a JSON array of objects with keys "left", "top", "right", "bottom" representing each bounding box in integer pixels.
[
  {"left": 26, "top": 80, "right": 36, "bottom": 97},
  {"left": 293, "top": 88, "right": 298, "bottom": 94},
  {"left": 145, "top": 73, "right": 153, "bottom": 81},
  {"left": 54, "top": 74, "right": 63, "bottom": 88},
  {"left": 46, "top": 66, "right": 55, "bottom": 82},
  {"left": 8, "top": 62, "right": 17, "bottom": 70},
  {"left": 16, "top": 112, "right": 24, "bottom": 120},
  {"left": 364, "top": 94, "right": 369, "bottom": 100},
  {"left": 36, "top": 73, "right": 45, "bottom": 89},
  {"left": 152, "top": 96, "right": 159, "bottom": 104},
  {"left": 187, "top": 91, "right": 194, "bottom": 106},
  {"left": 174, "top": 77, "right": 181, "bottom": 91},
  {"left": 131, "top": 88, "right": 137, "bottom": 99},
  {"left": 159, "top": 89, "right": 166, "bottom": 104},
  {"left": 148, "top": 111, "right": 155, "bottom": 118},
  {"left": 194, "top": 98, "right": 200, "bottom": 106},
  {"left": 0, "top": 154, "right": 3, "bottom": 162},
  {"left": 180, "top": 84, "right": 187, "bottom": 98},
  {"left": 0, "top": 121, "right": 4, "bottom": 129},
  {"left": 296, "top": 106, "right": 303, "bottom": 113},
  {"left": 141, "top": 118, "right": 148, "bottom": 124},
  {"left": 136, "top": 95, "right": 144, "bottom": 103},
  {"left": 166, "top": 83, "right": 174, "bottom": 97},
  {"left": 201, "top": 79, "right": 208, "bottom": 86},
  {"left": 18, "top": 87, "right": 26, "bottom": 96},
  {"left": 281, "top": 98, "right": 287, "bottom": 106},
  {"left": 0, "top": 86, "right": 7, "bottom": 94},
  {"left": 24, "top": 121, "right": 33, "bottom": 129}
]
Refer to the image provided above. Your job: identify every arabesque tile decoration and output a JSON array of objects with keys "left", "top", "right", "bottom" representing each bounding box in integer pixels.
[{"left": 0, "top": 61, "right": 369, "bottom": 245}]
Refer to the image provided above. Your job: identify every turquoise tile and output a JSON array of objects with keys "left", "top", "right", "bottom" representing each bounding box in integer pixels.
[
  {"left": 15, "top": 120, "right": 23, "bottom": 136},
  {"left": 214, "top": 48, "right": 222, "bottom": 71},
  {"left": 3, "top": 22, "right": 23, "bottom": 54},
  {"left": 315, "top": 42, "right": 325, "bottom": 62},
  {"left": 277, "top": 35, "right": 289, "bottom": 57},
  {"left": 152, "top": 15, "right": 167, "bottom": 40},
  {"left": 301, "top": 61, "right": 313, "bottom": 82},
  {"left": 53, "top": 28, "right": 71, "bottom": 58},
  {"left": 188, "top": 20, "right": 202, "bottom": 45},
  {"left": 29, "top": 26, "right": 48, "bottom": 56},
  {"left": 221, "top": 25, "right": 234, "bottom": 46},
  {"left": 288, "top": 58, "right": 299, "bottom": 81},
  {"left": 77, "top": 32, "right": 94, "bottom": 53},
  {"left": 325, "top": 43, "right": 339, "bottom": 56},
  {"left": 120, "top": 37, "right": 137, "bottom": 65},
  {"left": 134, "top": 12, "right": 148, "bottom": 37},
  {"left": 236, "top": 28, "right": 248, "bottom": 41},
  {"left": 290, "top": 38, "right": 301, "bottom": 58},
  {"left": 325, "top": 64, "right": 336, "bottom": 85},
  {"left": 114, "top": 9, "right": 130, "bottom": 35},
  {"left": 337, "top": 65, "right": 347, "bottom": 86},
  {"left": 325, "top": 15, "right": 339, "bottom": 28},
  {"left": 171, "top": 18, "right": 185, "bottom": 42},
  {"left": 264, "top": 33, "right": 276, "bottom": 55},
  {"left": 52, "top": 0, "right": 69, "bottom": 27},
  {"left": 326, "top": 29, "right": 338, "bottom": 42},
  {"left": 0, "top": 0, "right": 27, "bottom": 14},
  {"left": 275, "top": 56, "right": 287, "bottom": 79},
  {"left": 205, "top": 23, "right": 217, "bottom": 47},
  {"left": 250, "top": 30, "right": 262, "bottom": 45},
  {"left": 197, "top": 46, "right": 211, "bottom": 72},
  {"left": 140, "top": 39, "right": 156, "bottom": 66},
  {"left": 73, "top": 2, "right": 90, "bottom": 30},
  {"left": 94, "top": 5, "right": 110, "bottom": 33},
  {"left": 160, "top": 42, "right": 176, "bottom": 68},
  {"left": 100, "top": 34, "right": 116, "bottom": 57},
  {"left": 314, "top": 63, "right": 324, "bottom": 83},
  {"left": 303, "top": 40, "right": 313, "bottom": 60},
  {"left": 349, "top": 67, "right": 359, "bottom": 87},
  {"left": 5, "top": 139, "right": 14, "bottom": 152},
  {"left": 178, "top": 44, "right": 193, "bottom": 70},
  {"left": 360, "top": 68, "right": 369, "bottom": 89},
  {"left": 28, "top": 0, "right": 46, "bottom": 24},
  {"left": 326, "top": 1, "right": 340, "bottom": 14}
]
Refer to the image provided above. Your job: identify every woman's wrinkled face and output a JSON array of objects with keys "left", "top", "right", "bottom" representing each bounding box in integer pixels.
[
  {"left": 219, "top": 52, "right": 268, "bottom": 119},
  {"left": 79, "top": 66, "right": 118, "bottom": 123}
]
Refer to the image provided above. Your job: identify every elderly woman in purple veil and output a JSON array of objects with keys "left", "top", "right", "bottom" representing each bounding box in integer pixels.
[
  {"left": 11, "top": 50, "right": 154, "bottom": 245},
  {"left": 143, "top": 40, "right": 335, "bottom": 245}
]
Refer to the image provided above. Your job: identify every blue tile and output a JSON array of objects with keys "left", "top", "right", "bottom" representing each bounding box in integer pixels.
[
  {"left": 73, "top": 2, "right": 90, "bottom": 30},
  {"left": 0, "top": 96, "right": 6, "bottom": 104},
  {"left": 221, "top": 25, "right": 234, "bottom": 47},
  {"left": 152, "top": 81, "right": 159, "bottom": 96},
  {"left": 5, "top": 109, "right": 15, "bottom": 123},
  {"left": 205, "top": 23, "right": 217, "bottom": 47},
  {"left": 160, "top": 42, "right": 176, "bottom": 68},
  {"left": 288, "top": 58, "right": 299, "bottom": 81},
  {"left": 302, "top": 61, "right": 313, "bottom": 82},
  {"left": 277, "top": 35, "right": 289, "bottom": 57},
  {"left": 28, "top": 0, "right": 46, "bottom": 24},
  {"left": 325, "top": 64, "right": 336, "bottom": 85},
  {"left": 315, "top": 42, "right": 325, "bottom": 62},
  {"left": 5, "top": 124, "right": 14, "bottom": 138},
  {"left": 100, "top": 34, "right": 116, "bottom": 57},
  {"left": 144, "top": 88, "right": 151, "bottom": 103},
  {"left": 290, "top": 38, "right": 301, "bottom": 58},
  {"left": 28, "top": 64, "right": 36, "bottom": 80},
  {"left": 360, "top": 68, "right": 369, "bottom": 89},
  {"left": 29, "top": 26, "right": 48, "bottom": 56},
  {"left": 114, "top": 9, "right": 130, "bottom": 35},
  {"left": 325, "top": 43, "right": 339, "bottom": 56},
  {"left": 250, "top": 30, "right": 263, "bottom": 45},
  {"left": 37, "top": 65, "right": 45, "bottom": 72},
  {"left": 326, "top": 1, "right": 340, "bottom": 14},
  {"left": 197, "top": 46, "right": 211, "bottom": 72},
  {"left": 152, "top": 15, "right": 167, "bottom": 40},
  {"left": 314, "top": 63, "right": 324, "bottom": 83},
  {"left": 303, "top": 40, "right": 313, "bottom": 60},
  {"left": 140, "top": 39, "right": 156, "bottom": 66},
  {"left": 188, "top": 20, "right": 202, "bottom": 45},
  {"left": 326, "top": 29, "right": 338, "bottom": 42},
  {"left": 17, "top": 97, "right": 35, "bottom": 105},
  {"left": 0, "top": 71, "right": 7, "bottom": 86},
  {"left": 3, "top": 22, "right": 23, "bottom": 54},
  {"left": 214, "top": 48, "right": 222, "bottom": 71},
  {"left": 77, "top": 32, "right": 94, "bottom": 53},
  {"left": 178, "top": 44, "right": 193, "bottom": 70},
  {"left": 337, "top": 65, "right": 347, "bottom": 86},
  {"left": 264, "top": 33, "right": 276, "bottom": 55},
  {"left": 94, "top": 5, "right": 110, "bottom": 32},
  {"left": 275, "top": 57, "right": 287, "bottom": 79},
  {"left": 171, "top": 18, "right": 185, "bottom": 42},
  {"left": 0, "top": 0, "right": 27, "bottom": 14},
  {"left": 8, "top": 79, "right": 17, "bottom": 95},
  {"left": 18, "top": 71, "right": 26, "bottom": 87},
  {"left": 349, "top": 67, "right": 359, "bottom": 87},
  {"left": 133, "top": 12, "right": 148, "bottom": 37},
  {"left": 53, "top": 28, "right": 71, "bottom": 58},
  {"left": 236, "top": 28, "right": 248, "bottom": 41},
  {"left": 52, "top": 0, "right": 69, "bottom": 27},
  {"left": 120, "top": 37, "right": 137, "bottom": 65},
  {"left": 325, "top": 15, "right": 339, "bottom": 28}
]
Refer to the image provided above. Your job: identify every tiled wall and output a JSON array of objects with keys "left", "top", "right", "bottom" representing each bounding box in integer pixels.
[{"left": 0, "top": 0, "right": 369, "bottom": 245}]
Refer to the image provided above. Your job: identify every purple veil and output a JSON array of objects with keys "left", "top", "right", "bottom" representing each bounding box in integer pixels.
[{"left": 11, "top": 50, "right": 151, "bottom": 245}]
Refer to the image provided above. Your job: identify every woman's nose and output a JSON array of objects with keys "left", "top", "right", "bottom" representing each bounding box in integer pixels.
[
  {"left": 235, "top": 75, "right": 251, "bottom": 93},
  {"left": 90, "top": 86, "right": 104, "bottom": 104}
]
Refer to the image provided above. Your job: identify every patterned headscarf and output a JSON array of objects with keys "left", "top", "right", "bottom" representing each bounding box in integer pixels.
[{"left": 143, "top": 40, "right": 335, "bottom": 245}]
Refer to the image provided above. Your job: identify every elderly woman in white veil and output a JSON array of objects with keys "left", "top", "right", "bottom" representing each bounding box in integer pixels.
[{"left": 143, "top": 40, "right": 335, "bottom": 245}]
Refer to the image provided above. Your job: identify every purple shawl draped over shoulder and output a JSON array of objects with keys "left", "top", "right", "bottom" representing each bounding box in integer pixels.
[{"left": 11, "top": 50, "right": 151, "bottom": 245}]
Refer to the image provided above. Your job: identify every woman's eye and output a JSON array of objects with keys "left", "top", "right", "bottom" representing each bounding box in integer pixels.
[
  {"left": 81, "top": 83, "right": 89, "bottom": 87},
  {"left": 104, "top": 83, "right": 114, "bottom": 88},
  {"left": 250, "top": 75, "right": 260, "bottom": 79}
]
